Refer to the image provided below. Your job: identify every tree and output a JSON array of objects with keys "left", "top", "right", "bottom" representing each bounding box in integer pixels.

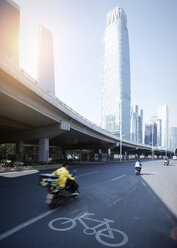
[{"left": 0, "top": 144, "right": 15, "bottom": 158}]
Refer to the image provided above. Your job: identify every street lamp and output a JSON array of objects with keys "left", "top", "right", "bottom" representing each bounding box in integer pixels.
[
  {"left": 151, "top": 143, "right": 154, "bottom": 160},
  {"left": 151, "top": 124, "right": 154, "bottom": 160}
]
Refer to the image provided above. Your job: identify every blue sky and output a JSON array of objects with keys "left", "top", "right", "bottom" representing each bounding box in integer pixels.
[{"left": 15, "top": 0, "right": 177, "bottom": 128}]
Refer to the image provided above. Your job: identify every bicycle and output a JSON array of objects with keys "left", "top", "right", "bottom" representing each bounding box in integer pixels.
[{"left": 48, "top": 212, "right": 128, "bottom": 247}]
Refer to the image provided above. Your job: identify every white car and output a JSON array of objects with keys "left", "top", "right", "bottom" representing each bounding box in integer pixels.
[{"left": 173, "top": 155, "right": 177, "bottom": 160}]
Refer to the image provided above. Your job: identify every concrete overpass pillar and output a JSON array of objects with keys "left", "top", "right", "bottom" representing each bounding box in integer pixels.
[
  {"left": 39, "top": 137, "right": 49, "bottom": 163},
  {"left": 152, "top": 149, "right": 154, "bottom": 160},
  {"left": 99, "top": 149, "right": 102, "bottom": 161},
  {"left": 61, "top": 150, "right": 66, "bottom": 161},
  {"left": 16, "top": 141, "right": 24, "bottom": 160},
  {"left": 107, "top": 148, "right": 111, "bottom": 161},
  {"left": 124, "top": 151, "right": 127, "bottom": 160}
]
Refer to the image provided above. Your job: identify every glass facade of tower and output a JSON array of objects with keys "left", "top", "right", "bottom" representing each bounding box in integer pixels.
[
  {"left": 138, "top": 109, "right": 143, "bottom": 144},
  {"left": 101, "top": 7, "right": 130, "bottom": 140},
  {"left": 150, "top": 116, "right": 162, "bottom": 147},
  {"left": 144, "top": 122, "right": 157, "bottom": 146},
  {"left": 170, "top": 127, "right": 177, "bottom": 151},
  {"left": 130, "top": 110, "right": 137, "bottom": 143},
  {"left": 158, "top": 105, "right": 169, "bottom": 149},
  {"left": 130, "top": 105, "right": 143, "bottom": 144}
]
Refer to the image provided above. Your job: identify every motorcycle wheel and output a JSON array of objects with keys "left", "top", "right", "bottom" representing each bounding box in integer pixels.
[{"left": 49, "top": 195, "right": 64, "bottom": 209}]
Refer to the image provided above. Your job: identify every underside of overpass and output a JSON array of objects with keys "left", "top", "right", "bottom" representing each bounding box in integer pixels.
[{"left": 0, "top": 55, "right": 173, "bottom": 162}]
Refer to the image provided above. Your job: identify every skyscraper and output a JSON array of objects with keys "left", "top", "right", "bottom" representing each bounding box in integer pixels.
[
  {"left": 101, "top": 7, "right": 131, "bottom": 140},
  {"left": 37, "top": 25, "right": 55, "bottom": 95},
  {"left": 0, "top": 0, "right": 20, "bottom": 64},
  {"left": 130, "top": 105, "right": 143, "bottom": 144},
  {"left": 144, "top": 121, "right": 157, "bottom": 146},
  {"left": 137, "top": 109, "right": 143, "bottom": 143},
  {"left": 158, "top": 105, "right": 169, "bottom": 149},
  {"left": 150, "top": 116, "right": 162, "bottom": 147},
  {"left": 130, "top": 106, "right": 137, "bottom": 143},
  {"left": 170, "top": 127, "right": 177, "bottom": 151}
]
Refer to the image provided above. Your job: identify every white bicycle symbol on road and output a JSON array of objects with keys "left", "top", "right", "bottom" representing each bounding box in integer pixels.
[{"left": 48, "top": 213, "right": 128, "bottom": 247}]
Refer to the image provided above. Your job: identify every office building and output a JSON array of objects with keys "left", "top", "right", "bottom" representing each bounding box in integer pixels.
[
  {"left": 137, "top": 109, "right": 143, "bottom": 143},
  {"left": 101, "top": 7, "right": 131, "bottom": 140},
  {"left": 170, "top": 127, "right": 177, "bottom": 152},
  {"left": 130, "top": 107, "right": 137, "bottom": 143},
  {"left": 130, "top": 105, "right": 143, "bottom": 143},
  {"left": 37, "top": 25, "right": 55, "bottom": 95},
  {"left": 150, "top": 116, "right": 162, "bottom": 147},
  {"left": 144, "top": 121, "right": 157, "bottom": 146},
  {"left": 158, "top": 105, "right": 169, "bottom": 149},
  {"left": 0, "top": 0, "right": 20, "bottom": 64}
]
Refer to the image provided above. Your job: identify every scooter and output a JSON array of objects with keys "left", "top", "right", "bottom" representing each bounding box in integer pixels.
[
  {"left": 164, "top": 159, "right": 169, "bottom": 166},
  {"left": 135, "top": 167, "right": 141, "bottom": 175},
  {"left": 39, "top": 172, "right": 79, "bottom": 209},
  {"left": 135, "top": 161, "right": 142, "bottom": 175}
]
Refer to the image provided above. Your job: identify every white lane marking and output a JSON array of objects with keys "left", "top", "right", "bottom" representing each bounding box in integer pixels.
[
  {"left": 129, "top": 185, "right": 137, "bottom": 194},
  {"left": 0, "top": 170, "right": 39, "bottom": 178},
  {"left": 77, "top": 171, "right": 98, "bottom": 178},
  {"left": 141, "top": 181, "right": 147, "bottom": 188},
  {"left": 72, "top": 209, "right": 80, "bottom": 214},
  {"left": 111, "top": 174, "right": 126, "bottom": 181},
  {"left": 0, "top": 209, "right": 57, "bottom": 241},
  {"left": 113, "top": 197, "right": 123, "bottom": 205},
  {"left": 113, "top": 185, "right": 137, "bottom": 205}
]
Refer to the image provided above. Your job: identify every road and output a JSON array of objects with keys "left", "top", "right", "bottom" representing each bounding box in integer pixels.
[{"left": 0, "top": 160, "right": 177, "bottom": 248}]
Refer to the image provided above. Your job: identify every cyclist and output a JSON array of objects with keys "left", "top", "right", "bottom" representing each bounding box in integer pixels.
[{"left": 52, "top": 163, "right": 79, "bottom": 195}]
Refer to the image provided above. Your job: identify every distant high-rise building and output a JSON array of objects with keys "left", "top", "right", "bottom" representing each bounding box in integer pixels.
[
  {"left": 37, "top": 25, "right": 55, "bottom": 95},
  {"left": 150, "top": 116, "right": 162, "bottom": 147},
  {"left": 130, "top": 105, "right": 143, "bottom": 143},
  {"left": 158, "top": 105, "right": 169, "bottom": 149},
  {"left": 138, "top": 109, "right": 143, "bottom": 143},
  {"left": 0, "top": 0, "right": 20, "bottom": 64},
  {"left": 170, "top": 127, "right": 177, "bottom": 151},
  {"left": 101, "top": 7, "right": 131, "bottom": 140},
  {"left": 144, "top": 121, "right": 157, "bottom": 146},
  {"left": 130, "top": 106, "right": 137, "bottom": 143}
]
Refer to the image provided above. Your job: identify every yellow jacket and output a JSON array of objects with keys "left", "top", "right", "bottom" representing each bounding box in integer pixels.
[{"left": 52, "top": 167, "right": 75, "bottom": 188}]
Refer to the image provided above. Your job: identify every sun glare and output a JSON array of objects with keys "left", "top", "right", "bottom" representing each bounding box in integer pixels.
[{"left": 19, "top": 19, "right": 38, "bottom": 80}]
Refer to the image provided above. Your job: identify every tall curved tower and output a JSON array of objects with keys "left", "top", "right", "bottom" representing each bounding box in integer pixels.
[{"left": 101, "top": 7, "right": 131, "bottom": 140}]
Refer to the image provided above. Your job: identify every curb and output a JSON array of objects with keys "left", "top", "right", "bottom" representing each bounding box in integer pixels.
[
  {"left": 0, "top": 160, "right": 136, "bottom": 173},
  {"left": 0, "top": 159, "right": 158, "bottom": 174}
]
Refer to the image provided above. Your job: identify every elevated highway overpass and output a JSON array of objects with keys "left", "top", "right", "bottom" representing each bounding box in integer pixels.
[{"left": 0, "top": 55, "right": 172, "bottom": 162}]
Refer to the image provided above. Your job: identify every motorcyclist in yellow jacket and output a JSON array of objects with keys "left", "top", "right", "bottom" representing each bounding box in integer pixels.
[{"left": 52, "top": 164, "right": 75, "bottom": 188}]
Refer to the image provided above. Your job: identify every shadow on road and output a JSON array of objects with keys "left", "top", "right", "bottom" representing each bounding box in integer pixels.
[{"left": 123, "top": 174, "right": 177, "bottom": 248}]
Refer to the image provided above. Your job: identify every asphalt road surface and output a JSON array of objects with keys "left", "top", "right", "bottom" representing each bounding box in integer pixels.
[{"left": 0, "top": 160, "right": 177, "bottom": 248}]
